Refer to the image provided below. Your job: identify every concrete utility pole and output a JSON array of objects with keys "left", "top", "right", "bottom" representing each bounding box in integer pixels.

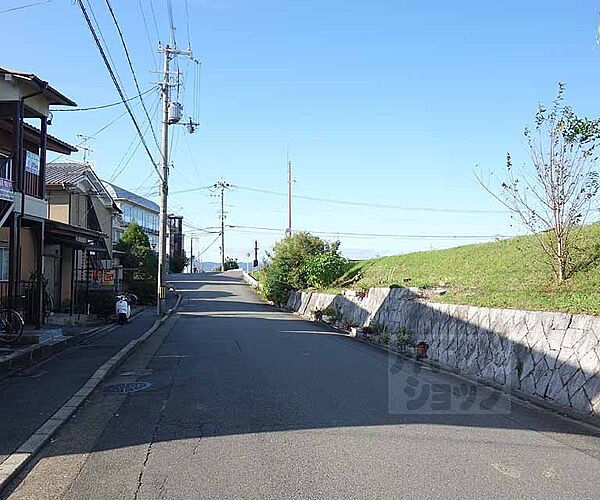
[
  {"left": 189, "top": 236, "right": 193, "bottom": 273},
  {"left": 157, "top": 44, "right": 197, "bottom": 315},
  {"left": 214, "top": 181, "right": 230, "bottom": 272}
]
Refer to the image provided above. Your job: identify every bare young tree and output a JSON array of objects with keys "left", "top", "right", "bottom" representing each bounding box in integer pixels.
[{"left": 479, "top": 84, "right": 600, "bottom": 283}]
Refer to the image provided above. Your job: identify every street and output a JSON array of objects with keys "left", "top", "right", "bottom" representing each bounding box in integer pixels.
[{"left": 4, "top": 272, "right": 600, "bottom": 499}]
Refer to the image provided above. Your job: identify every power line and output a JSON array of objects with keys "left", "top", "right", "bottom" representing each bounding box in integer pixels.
[
  {"left": 224, "top": 224, "right": 510, "bottom": 240},
  {"left": 109, "top": 94, "right": 161, "bottom": 182},
  {"left": 84, "top": 0, "right": 127, "bottom": 93},
  {"left": 0, "top": 0, "right": 51, "bottom": 14},
  {"left": 197, "top": 233, "right": 222, "bottom": 257},
  {"left": 1, "top": 0, "right": 52, "bottom": 14},
  {"left": 149, "top": 0, "right": 161, "bottom": 43},
  {"left": 53, "top": 86, "right": 157, "bottom": 112},
  {"left": 76, "top": 0, "right": 162, "bottom": 181},
  {"left": 184, "top": 0, "right": 191, "bottom": 48},
  {"left": 137, "top": 0, "right": 158, "bottom": 71},
  {"left": 231, "top": 184, "right": 506, "bottom": 215},
  {"left": 104, "top": 0, "right": 162, "bottom": 155},
  {"left": 48, "top": 103, "right": 139, "bottom": 164}
]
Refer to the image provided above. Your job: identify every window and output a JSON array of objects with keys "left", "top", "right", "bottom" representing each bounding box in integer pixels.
[{"left": 0, "top": 247, "right": 9, "bottom": 282}]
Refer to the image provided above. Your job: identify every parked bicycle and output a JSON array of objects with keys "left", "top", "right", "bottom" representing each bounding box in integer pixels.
[{"left": 0, "top": 308, "right": 25, "bottom": 345}]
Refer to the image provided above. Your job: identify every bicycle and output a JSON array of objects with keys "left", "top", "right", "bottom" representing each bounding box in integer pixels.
[{"left": 0, "top": 308, "right": 25, "bottom": 345}]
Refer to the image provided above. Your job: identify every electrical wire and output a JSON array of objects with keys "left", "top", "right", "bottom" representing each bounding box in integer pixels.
[
  {"left": 109, "top": 94, "right": 161, "bottom": 182},
  {"left": 196, "top": 233, "right": 222, "bottom": 257},
  {"left": 47, "top": 102, "right": 141, "bottom": 164},
  {"left": 149, "top": 0, "right": 161, "bottom": 43},
  {"left": 137, "top": 0, "right": 158, "bottom": 71},
  {"left": 223, "top": 224, "right": 510, "bottom": 240},
  {"left": 76, "top": 0, "right": 162, "bottom": 181},
  {"left": 0, "top": 0, "right": 51, "bottom": 14},
  {"left": 230, "top": 184, "right": 506, "bottom": 215},
  {"left": 184, "top": 0, "right": 191, "bottom": 48},
  {"left": 104, "top": 0, "right": 162, "bottom": 155},
  {"left": 53, "top": 86, "right": 157, "bottom": 112}
]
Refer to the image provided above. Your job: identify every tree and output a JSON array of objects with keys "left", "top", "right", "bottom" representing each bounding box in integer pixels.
[
  {"left": 169, "top": 253, "right": 189, "bottom": 273},
  {"left": 223, "top": 257, "right": 239, "bottom": 271},
  {"left": 259, "top": 232, "right": 346, "bottom": 304},
  {"left": 304, "top": 250, "right": 348, "bottom": 288},
  {"left": 116, "top": 222, "right": 157, "bottom": 281},
  {"left": 479, "top": 84, "right": 600, "bottom": 283}
]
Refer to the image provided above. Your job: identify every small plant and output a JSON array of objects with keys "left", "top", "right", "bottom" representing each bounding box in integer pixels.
[
  {"left": 369, "top": 321, "right": 385, "bottom": 335},
  {"left": 322, "top": 305, "right": 342, "bottom": 323},
  {"left": 395, "top": 326, "right": 414, "bottom": 350},
  {"left": 378, "top": 331, "right": 390, "bottom": 345},
  {"left": 313, "top": 308, "right": 324, "bottom": 321}
]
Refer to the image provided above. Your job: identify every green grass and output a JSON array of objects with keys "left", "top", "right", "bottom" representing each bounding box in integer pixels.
[{"left": 331, "top": 223, "right": 600, "bottom": 315}]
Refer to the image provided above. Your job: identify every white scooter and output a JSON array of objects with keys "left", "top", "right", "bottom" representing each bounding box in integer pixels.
[{"left": 115, "top": 294, "right": 132, "bottom": 324}]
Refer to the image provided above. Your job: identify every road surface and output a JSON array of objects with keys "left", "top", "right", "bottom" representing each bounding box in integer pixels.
[{"left": 4, "top": 272, "right": 600, "bottom": 499}]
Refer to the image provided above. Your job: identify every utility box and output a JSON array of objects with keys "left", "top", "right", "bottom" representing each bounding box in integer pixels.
[{"left": 168, "top": 102, "right": 183, "bottom": 124}]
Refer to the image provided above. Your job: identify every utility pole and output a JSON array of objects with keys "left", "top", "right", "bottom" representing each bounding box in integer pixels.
[
  {"left": 189, "top": 236, "right": 194, "bottom": 273},
  {"left": 288, "top": 159, "right": 292, "bottom": 236},
  {"left": 254, "top": 240, "right": 259, "bottom": 268},
  {"left": 156, "top": 44, "right": 198, "bottom": 315},
  {"left": 214, "top": 181, "right": 230, "bottom": 272}
]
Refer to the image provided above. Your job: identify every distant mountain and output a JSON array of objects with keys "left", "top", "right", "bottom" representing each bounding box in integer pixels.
[{"left": 188, "top": 261, "right": 260, "bottom": 272}]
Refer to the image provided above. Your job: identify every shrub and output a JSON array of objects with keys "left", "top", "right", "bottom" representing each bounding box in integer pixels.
[
  {"left": 224, "top": 257, "right": 239, "bottom": 271},
  {"left": 396, "top": 326, "right": 414, "bottom": 349},
  {"left": 170, "top": 253, "right": 189, "bottom": 273},
  {"left": 127, "top": 280, "right": 157, "bottom": 305},
  {"left": 322, "top": 305, "right": 342, "bottom": 323},
  {"left": 87, "top": 289, "right": 115, "bottom": 318},
  {"left": 258, "top": 232, "right": 348, "bottom": 303},
  {"left": 304, "top": 251, "right": 348, "bottom": 288}
]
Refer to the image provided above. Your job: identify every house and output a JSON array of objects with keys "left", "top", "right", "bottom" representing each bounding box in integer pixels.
[
  {"left": 102, "top": 182, "right": 159, "bottom": 251},
  {"left": 45, "top": 162, "right": 120, "bottom": 315},
  {"left": 0, "top": 66, "right": 77, "bottom": 327}
]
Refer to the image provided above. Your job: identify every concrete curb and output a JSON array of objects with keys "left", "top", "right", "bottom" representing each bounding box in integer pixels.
[
  {"left": 0, "top": 308, "right": 146, "bottom": 379},
  {"left": 0, "top": 296, "right": 182, "bottom": 492}
]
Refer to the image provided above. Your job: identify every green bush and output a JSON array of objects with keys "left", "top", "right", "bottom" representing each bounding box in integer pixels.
[
  {"left": 304, "top": 251, "right": 348, "bottom": 288},
  {"left": 127, "top": 280, "right": 157, "bottom": 305},
  {"left": 258, "top": 232, "right": 346, "bottom": 303},
  {"left": 87, "top": 289, "right": 115, "bottom": 318},
  {"left": 224, "top": 257, "right": 239, "bottom": 271},
  {"left": 170, "top": 253, "right": 189, "bottom": 273}
]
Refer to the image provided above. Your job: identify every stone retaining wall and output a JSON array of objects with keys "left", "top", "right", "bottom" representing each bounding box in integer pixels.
[{"left": 286, "top": 288, "right": 600, "bottom": 418}]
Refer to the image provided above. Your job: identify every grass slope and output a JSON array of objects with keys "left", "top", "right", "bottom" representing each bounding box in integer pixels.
[{"left": 335, "top": 223, "right": 600, "bottom": 315}]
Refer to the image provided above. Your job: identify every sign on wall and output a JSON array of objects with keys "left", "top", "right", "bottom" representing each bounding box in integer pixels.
[{"left": 25, "top": 150, "right": 40, "bottom": 175}]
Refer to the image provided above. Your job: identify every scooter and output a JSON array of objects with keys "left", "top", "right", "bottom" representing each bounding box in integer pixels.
[{"left": 115, "top": 294, "right": 131, "bottom": 324}]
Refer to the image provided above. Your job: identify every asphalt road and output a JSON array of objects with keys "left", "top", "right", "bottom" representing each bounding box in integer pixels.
[{"left": 5, "top": 271, "right": 600, "bottom": 499}]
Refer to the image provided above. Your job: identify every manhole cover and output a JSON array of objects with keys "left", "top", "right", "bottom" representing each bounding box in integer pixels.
[{"left": 103, "top": 382, "right": 152, "bottom": 394}]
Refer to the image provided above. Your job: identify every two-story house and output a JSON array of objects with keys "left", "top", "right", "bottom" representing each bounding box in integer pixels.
[
  {"left": 45, "top": 162, "right": 120, "bottom": 315},
  {"left": 0, "top": 66, "right": 77, "bottom": 327}
]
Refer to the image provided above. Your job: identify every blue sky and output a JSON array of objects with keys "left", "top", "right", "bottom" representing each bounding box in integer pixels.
[{"left": 2, "top": 0, "right": 600, "bottom": 263}]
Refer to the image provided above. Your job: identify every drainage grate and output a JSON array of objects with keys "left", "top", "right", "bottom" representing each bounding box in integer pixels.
[{"left": 103, "top": 381, "right": 152, "bottom": 394}]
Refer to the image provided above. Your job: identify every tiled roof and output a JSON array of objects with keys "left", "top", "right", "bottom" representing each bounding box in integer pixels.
[
  {"left": 102, "top": 181, "right": 160, "bottom": 213},
  {"left": 45, "top": 162, "right": 88, "bottom": 186}
]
